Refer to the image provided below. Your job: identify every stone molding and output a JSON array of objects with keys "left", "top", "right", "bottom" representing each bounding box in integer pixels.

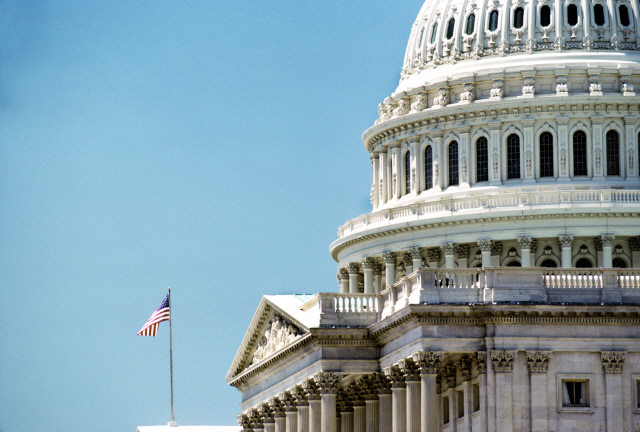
[
  {"left": 491, "top": 350, "right": 516, "bottom": 373},
  {"left": 526, "top": 351, "right": 553, "bottom": 373},
  {"left": 601, "top": 351, "right": 626, "bottom": 374}
]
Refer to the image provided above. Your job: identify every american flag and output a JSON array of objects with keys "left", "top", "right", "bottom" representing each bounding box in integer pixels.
[{"left": 137, "top": 294, "right": 170, "bottom": 336}]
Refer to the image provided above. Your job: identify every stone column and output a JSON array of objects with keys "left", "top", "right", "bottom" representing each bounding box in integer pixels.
[
  {"left": 409, "top": 247, "right": 423, "bottom": 272},
  {"left": 478, "top": 240, "right": 492, "bottom": 268},
  {"left": 348, "top": 262, "right": 360, "bottom": 294},
  {"left": 460, "top": 127, "right": 471, "bottom": 187},
  {"left": 337, "top": 392, "right": 353, "bottom": 432},
  {"left": 383, "top": 252, "right": 396, "bottom": 288},
  {"left": 409, "top": 138, "right": 419, "bottom": 195},
  {"left": 373, "top": 262, "right": 383, "bottom": 293},
  {"left": 270, "top": 398, "right": 286, "bottom": 432},
  {"left": 526, "top": 351, "right": 552, "bottom": 432},
  {"left": 518, "top": 236, "right": 533, "bottom": 267},
  {"left": 489, "top": 123, "right": 502, "bottom": 184},
  {"left": 281, "top": 391, "right": 298, "bottom": 432},
  {"left": 602, "top": 351, "right": 625, "bottom": 432},
  {"left": 358, "top": 377, "right": 379, "bottom": 432},
  {"left": 442, "top": 243, "right": 455, "bottom": 268},
  {"left": 337, "top": 268, "right": 349, "bottom": 293},
  {"left": 443, "top": 366, "right": 457, "bottom": 432},
  {"left": 559, "top": 235, "right": 574, "bottom": 268},
  {"left": 371, "top": 155, "right": 379, "bottom": 209},
  {"left": 432, "top": 134, "right": 444, "bottom": 191},
  {"left": 294, "top": 386, "right": 310, "bottom": 432},
  {"left": 352, "top": 402, "right": 365, "bottom": 432},
  {"left": 592, "top": 115, "right": 605, "bottom": 180},
  {"left": 375, "top": 373, "right": 392, "bottom": 432},
  {"left": 392, "top": 145, "right": 402, "bottom": 199},
  {"left": 625, "top": 118, "right": 639, "bottom": 181},
  {"left": 412, "top": 351, "right": 442, "bottom": 432},
  {"left": 378, "top": 151, "right": 387, "bottom": 205},
  {"left": 315, "top": 372, "right": 341, "bottom": 432},
  {"left": 303, "top": 381, "right": 321, "bottom": 432},
  {"left": 522, "top": 118, "right": 535, "bottom": 181},
  {"left": 399, "top": 359, "right": 421, "bottom": 432},
  {"left": 384, "top": 366, "right": 406, "bottom": 432},
  {"left": 457, "top": 358, "right": 472, "bottom": 431},
  {"left": 558, "top": 116, "right": 570, "bottom": 179},
  {"left": 238, "top": 413, "right": 252, "bottom": 432},
  {"left": 491, "top": 351, "right": 515, "bottom": 432},
  {"left": 601, "top": 235, "right": 615, "bottom": 268},
  {"left": 457, "top": 245, "right": 469, "bottom": 268},
  {"left": 260, "top": 404, "right": 276, "bottom": 432},
  {"left": 474, "top": 353, "right": 488, "bottom": 432},
  {"left": 251, "top": 409, "right": 265, "bottom": 432},
  {"left": 362, "top": 258, "right": 375, "bottom": 294},
  {"left": 490, "top": 241, "right": 502, "bottom": 267}
]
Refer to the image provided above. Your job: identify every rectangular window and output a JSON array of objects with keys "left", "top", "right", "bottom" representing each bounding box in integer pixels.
[
  {"left": 473, "top": 383, "right": 480, "bottom": 412},
  {"left": 442, "top": 396, "right": 450, "bottom": 424},
  {"left": 562, "top": 380, "right": 588, "bottom": 407},
  {"left": 457, "top": 390, "right": 465, "bottom": 418}
]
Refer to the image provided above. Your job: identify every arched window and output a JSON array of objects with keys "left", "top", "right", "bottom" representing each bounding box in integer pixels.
[
  {"left": 404, "top": 151, "right": 411, "bottom": 195},
  {"left": 476, "top": 136, "right": 489, "bottom": 182},
  {"left": 446, "top": 18, "right": 455, "bottom": 39},
  {"left": 613, "top": 257, "right": 627, "bottom": 268},
  {"left": 465, "top": 14, "right": 476, "bottom": 35},
  {"left": 540, "top": 5, "right": 551, "bottom": 26},
  {"left": 619, "top": 5, "right": 630, "bottom": 26},
  {"left": 507, "top": 260, "right": 522, "bottom": 267},
  {"left": 573, "top": 131, "right": 588, "bottom": 176},
  {"left": 540, "top": 259, "right": 557, "bottom": 268},
  {"left": 430, "top": 22, "right": 439, "bottom": 43},
  {"left": 507, "top": 134, "right": 521, "bottom": 179},
  {"left": 448, "top": 141, "right": 459, "bottom": 186},
  {"left": 606, "top": 130, "right": 620, "bottom": 176},
  {"left": 514, "top": 7, "right": 524, "bottom": 28},
  {"left": 539, "top": 131, "right": 554, "bottom": 178},
  {"left": 425, "top": 146, "right": 433, "bottom": 190},
  {"left": 567, "top": 4, "right": 579, "bottom": 25},
  {"left": 575, "top": 258, "right": 593, "bottom": 268},
  {"left": 594, "top": 4, "right": 605, "bottom": 26},
  {"left": 489, "top": 10, "right": 499, "bottom": 31}
]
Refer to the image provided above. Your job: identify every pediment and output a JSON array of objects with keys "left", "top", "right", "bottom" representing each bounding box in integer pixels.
[{"left": 226, "top": 295, "right": 314, "bottom": 382}]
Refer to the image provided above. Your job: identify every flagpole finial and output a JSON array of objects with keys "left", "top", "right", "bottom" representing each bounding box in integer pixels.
[{"left": 168, "top": 287, "right": 171, "bottom": 291}]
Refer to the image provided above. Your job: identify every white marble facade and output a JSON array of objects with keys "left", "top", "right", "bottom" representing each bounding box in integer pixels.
[{"left": 227, "top": 0, "right": 640, "bottom": 431}]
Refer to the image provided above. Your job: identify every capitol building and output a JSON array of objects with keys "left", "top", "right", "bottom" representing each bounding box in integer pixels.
[{"left": 226, "top": 0, "right": 640, "bottom": 431}]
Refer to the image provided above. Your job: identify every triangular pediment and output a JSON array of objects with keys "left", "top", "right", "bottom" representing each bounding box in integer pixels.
[{"left": 226, "top": 295, "right": 316, "bottom": 383}]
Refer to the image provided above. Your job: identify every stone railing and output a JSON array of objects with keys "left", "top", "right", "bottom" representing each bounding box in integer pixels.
[
  {"left": 309, "top": 268, "right": 640, "bottom": 325},
  {"left": 337, "top": 189, "right": 640, "bottom": 239}
]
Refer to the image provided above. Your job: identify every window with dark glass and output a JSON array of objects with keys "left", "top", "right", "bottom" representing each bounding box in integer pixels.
[
  {"left": 489, "top": 10, "right": 499, "bottom": 31},
  {"left": 507, "top": 134, "right": 521, "bottom": 179},
  {"left": 457, "top": 391, "right": 465, "bottom": 418},
  {"left": 431, "top": 22, "right": 439, "bottom": 43},
  {"left": 473, "top": 384, "right": 480, "bottom": 412},
  {"left": 476, "top": 136, "right": 489, "bottom": 182},
  {"left": 606, "top": 130, "right": 620, "bottom": 176},
  {"left": 567, "top": 4, "right": 579, "bottom": 25},
  {"left": 541, "top": 259, "right": 558, "bottom": 268},
  {"left": 443, "top": 396, "right": 450, "bottom": 424},
  {"left": 507, "top": 260, "right": 522, "bottom": 267},
  {"left": 465, "top": 13, "right": 476, "bottom": 35},
  {"left": 425, "top": 146, "right": 433, "bottom": 190},
  {"left": 563, "top": 381, "right": 588, "bottom": 407},
  {"left": 449, "top": 141, "right": 459, "bottom": 186},
  {"left": 514, "top": 7, "right": 524, "bottom": 28},
  {"left": 613, "top": 257, "right": 627, "bottom": 268},
  {"left": 575, "top": 258, "right": 593, "bottom": 268},
  {"left": 446, "top": 18, "right": 456, "bottom": 39},
  {"left": 405, "top": 151, "right": 411, "bottom": 195},
  {"left": 594, "top": 4, "right": 605, "bottom": 26},
  {"left": 539, "top": 131, "right": 554, "bottom": 178},
  {"left": 540, "top": 5, "right": 551, "bottom": 26},
  {"left": 619, "top": 5, "right": 630, "bottom": 26},
  {"left": 573, "top": 130, "right": 588, "bottom": 176}
]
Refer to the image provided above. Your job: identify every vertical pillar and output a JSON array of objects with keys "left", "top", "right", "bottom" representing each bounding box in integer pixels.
[
  {"left": 315, "top": 372, "right": 341, "bottom": 432},
  {"left": 432, "top": 135, "right": 444, "bottom": 191},
  {"left": 601, "top": 235, "right": 615, "bottom": 268},
  {"left": 522, "top": 118, "right": 535, "bottom": 181},
  {"left": 460, "top": 127, "right": 471, "bottom": 187},
  {"left": 592, "top": 115, "right": 605, "bottom": 180},
  {"left": 270, "top": 398, "right": 286, "bottom": 432},
  {"left": 337, "top": 268, "right": 349, "bottom": 293},
  {"left": 558, "top": 117, "right": 570, "bottom": 179},
  {"left": 348, "top": 263, "right": 360, "bottom": 294},
  {"left": 391, "top": 145, "right": 401, "bottom": 199},
  {"left": 518, "top": 236, "right": 533, "bottom": 267},
  {"left": 491, "top": 351, "right": 515, "bottom": 432},
  {"left": 375, "top": 373, "right": 392, "bottom": 432},
  {"left": 384, "top": 366, "right": 406, "bottom": 432},
  {"left": 409, "top": 248, "right": 423, "bottom": 272},
  {"left": 474, "top": 353, "right": 488, "bottom": 432},
  {"left": 526, "top": 351, "right": 552, "bottom": 432},
  {"left": 338, "top": 394, "right": 353, "bottom": 432},
  {"left": 409, "top": 138, "right": 419, "bottom": 195},
  {"left": 303, "top": 380, "right": 322, "bottom": 432},
  {"left": 383, "top": 252, "right": 396, "bottom": 288},
  {"left": 457, "top": 358, "right": 472, "bottom": 432},
  {"left": 295, "top": 386, "right": 310, "bottom": 432},
  {"left": 373, "top": 263, "right": 383, "bottom": 293},
  {"left": 252, "top": 410, "right": 266, "bottom": 432},
  {"left": 442, "top": 243, "right": 455, "bottom": 268},
  {"left": 371, "top": 155, "right": 379, "bottom": 209},
  {"left": 281, "top": 392, "right": 298, "bottom": 432},
  {"left": 478, "top": 240, "right": 492, "bottom": 268},
  {"left": 443, "top": 366, "right": 457, "bottom": 432},
  {"left": 352, "top": 404, "right": 365, "bottom": 432},
  {"left": 260, "top": 405, "right": 276, "bottom": 432},
  {"left": 457, "top": 245, "right": 469, "bottom": 268},
  {"left": 399, "top": 359, "right": 421, "bottom": 432},
  {"left": 489, "top": 124, "right": 502, "bottom": 185},
  {"left": 413, "top": 351, "right": 443, "bottom": 432},
  {"left": 359, "top": 377, "right": 379, "bottom": 432},
  {"left": 362, "top": 258, "right": 375, "bottom": 294},
  {"left": 625, "top": 118, "right": 639, "bottom": 181},
  {"left": 559, "top": 235, "right": 574, "bottom": 268},
  {"left": 378, "top": 151, "right": 387, "bottom": 205},
  {"left": 602, "top": 351, "right": 626, "bottom": 432}
]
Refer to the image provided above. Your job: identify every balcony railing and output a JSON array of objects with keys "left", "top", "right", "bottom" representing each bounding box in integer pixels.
[{"left": 308, "top": 267, "right": 640, "bottom": 326}]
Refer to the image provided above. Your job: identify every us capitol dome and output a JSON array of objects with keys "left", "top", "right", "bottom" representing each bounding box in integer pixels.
[{"left": 228, "top": 1, "right": 640, "bottom": 431}]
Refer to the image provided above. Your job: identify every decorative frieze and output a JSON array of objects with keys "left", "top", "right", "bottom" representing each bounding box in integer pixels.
[
  {"left": 601, "top": 351, "right": 626, "bottom": 374},
  {"left": 491, "top": 350, "right": 516, "bottom": 373},
  {"left": 251, "top": 315, "right": 303, "bottom": 366},
  {"left": 526, "top": 351, "right": 553, "bottom": 373},
  {"left": 412, "top": 350, "right": 444, "bottom": 374}
]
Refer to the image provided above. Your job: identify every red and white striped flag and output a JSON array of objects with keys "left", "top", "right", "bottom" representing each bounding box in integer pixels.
[{"left": 137, "top": 294, "right": 170, "bottom": 336}]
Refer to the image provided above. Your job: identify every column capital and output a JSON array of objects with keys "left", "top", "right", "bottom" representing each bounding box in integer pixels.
[
  {"left": 336, "top": 390, "right": 353, "bottom": 413},
  {"left": 337, "top": 268, "right": 349, "bottom": 281},
  {"left": 559, "top": 235, "right": 574, "bottom": 248},
  {"left": 249, "top": 409, "right": 264, "bottom": 430},
  {"left": 427, "top": 248, "right": 441, "bottom": 263},
  {"left": 443, "top": 365, "right": 456, "bottom": 391},
  {"left": 346, "top": 383, "right": 365, "bottom": 407},
  {"left": 526, "top": 351, "right": 553, "bottom": 374},
  {"left": 600, "top": 234, "right": 615, "bottom": 247},
  {"left": 258, "top": 403, "right": 275, "bottom": 424},
  {"left": 518, "top": 236, "right": 534, "bottom": 249},
  {"left": 347, "top": 262, "right": 361, "bottom": 274},
  {"left": 374, "top": 372, "right": 391, "bottom": 394},
  {"left": 382, "top": 251, "right": 396, "bottom": 264},
  {"left": 356, "top": 376, "right": 379, "bottom": 401},
  {"left": 301, "top": 379, "right": 321, "bottom": 401},
  {"left": 313, "top": 372, "right": 342, "bottom": 394},
  {"left": 269, "top": 397, "right": 285, "bottom": 417},
  {"left": 491, "top": 241, "right": 502, "bottom": 256},
  {"left": 601, "top": 351, "right": 626, "bottom": 374},
  {"left": 441, "top": 242, "right": 455, "bottom": 255},
  {"left": 456, "top": 357, "right": 472, "bottom": 382},
  {"left": 477, "top": 239, "right": 492, "bottom": 252},
  {"left": 292, "top": 385, "right": 309, "bottom": 407},
  {"left": 474, "top": 352, "right": 487, "bottom": 374},
  {"left": 383, "top": 365, "right": 406, "bottom": 388},
  {"left": 408, "top": 247, "right": 423, "bottom": 260},
  {"left": 457, "top": 244, "right": 470, "bottom": 259},
  {"left": 362, "top": 257, "right": 376, "bottom": 270},
  {"left": 412, "top": 350, "right": 444, "bottom": 374},
  {"left": 397, "top": 358, "right": 420, "bottom": 381},
  {"left": 237, "top": 413, "right": 252, "bottom": 432},
  {"left": 491, "top": 350, "right": 516, "bottom": 373}
]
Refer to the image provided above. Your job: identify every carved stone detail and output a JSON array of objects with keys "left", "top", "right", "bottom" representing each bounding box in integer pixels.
[
  {"left": 457, "top": 357, "right": 472, "bottom": 382},
  {"left": 362, "top": 257, "right": 376, "bottom": 270},
  {"left": 460, "top": 83, "right": 476, "bottom": 102},
  {"left": 526, "top": 351, "right": 553, "bottom": 373},
  {"left": 490, "top": 80, "right": 503, "bottom": 98},
  {"left": 601, "top": 351, "right": 625, "bottom": 374},
  {"left": 302, "top": 379, "right": 321, "bottom": 401},
  {"left": 589, "top": 75, "right": 602, "bottom": 95},
  {"left": 398, "top": 358, "right": 420, "bottom": 381},
  {"left": 314, "top": 372, "right": 342, "bottom": 394},
  {"left": 392, "top": 98, "right": 410, "bottom": 117},
  {"left": 491, "top": 241, "right": 502, "bottom": 256},
  {"left": 491, "top": 350, "right": 516, "bottom": 373},
  {"left": 457, "top": 244, "right": 470, "bottom": 259},
  {"left": 477, "top": 239, "right": 492, "bottom": 252},
  {"left": 412, "top": 350, "right": 444, "bottom": 374},
  {"left": 600, "top": 234, "right": 615, "bottom": 247},
  {"left": 441, "top": 242, "right": 455, "bottom": 255},
  {"left": 383, "top": 365, "right": 406, "bottom": 388},
  {"left": 559, "top": 235, "right": 574, "bottom": 248},
  {"left": 337, "top": 267, "right": 349, "bottom": 281},
  {"left": 443, "top": 365, "right": 456, "bottom": 389},
  {"left": 374, "top": 372, "right": 392, "bottom": 394},
  {"left": 522, "top": 76, "right": 535, "bottom": 96},
  {"left": 556, "top": 75, "right": 568, "bottom": 94},
  {"left": 251, "top": 315, "right": 303, "bottom": 366},
  {"left": 348, "top": 262, "right": 361, "bottom": 274},
  {"left": 433, "top": 88, "right": 449, "bottom": 107},
  {"left": 382, "top": 251, "right": 396, "bottom": 264},
  {"left": 410, "top": 92, "right": 428, "bottom": 112},
  {"left": 474, "top": 352, "right": 487, "bottom": 374},
  {"left": 518, "top": 236, "right": 533, "bottom": 249}
]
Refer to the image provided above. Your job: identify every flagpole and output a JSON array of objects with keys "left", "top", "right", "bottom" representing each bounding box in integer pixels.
[{"left": 168, "top": 287, "right": 177, "bottom": 427}]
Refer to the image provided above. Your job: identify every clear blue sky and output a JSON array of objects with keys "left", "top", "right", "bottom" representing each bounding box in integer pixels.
[{"left": 0, "top": 1, "right": 422, "bottom": 431}]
